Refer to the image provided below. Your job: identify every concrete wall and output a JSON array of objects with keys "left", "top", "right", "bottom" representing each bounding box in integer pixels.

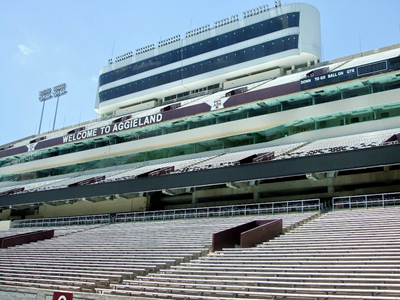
[
  {"left": 33, "top": 196, "right": 147, "bottom": 219},
  {"left": 0, "top": 220, "right": 11, "bottom": 230},
  {"left": 0, "top": 286, "right": 135, "bottom": 300}
]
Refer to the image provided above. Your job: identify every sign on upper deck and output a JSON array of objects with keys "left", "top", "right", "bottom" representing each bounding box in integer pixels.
[
  {"left": 300, "top": 59, "right": 391, "bottom": 91},
  {"left": 300, "top": 67, "right": 357, "bottom": 90}
]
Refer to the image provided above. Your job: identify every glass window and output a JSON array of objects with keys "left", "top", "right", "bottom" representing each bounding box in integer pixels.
[
  {"left": 99, "top": 12, "right": 300, "bottom": 86},
  {"left": 99, "top": 35, "right": 299, "bottom": 102}
]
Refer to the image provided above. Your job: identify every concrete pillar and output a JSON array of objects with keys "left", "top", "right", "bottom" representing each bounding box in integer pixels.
[
  {"left": 327, "top": 184, "right": 335, "bottom": 197},
  {"left": 253, "top": 185, "right": 260, "bottom": 202},
  {"left": 145, "top": 194, "right": 152, "bottom": 211},
  {"left": 192, "top": 190, "right": 198, "bottom": 205}
]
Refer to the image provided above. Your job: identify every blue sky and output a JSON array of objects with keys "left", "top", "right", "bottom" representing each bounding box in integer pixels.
[{"left": 0, "top": 0, "right": 399, "bottom": 146}]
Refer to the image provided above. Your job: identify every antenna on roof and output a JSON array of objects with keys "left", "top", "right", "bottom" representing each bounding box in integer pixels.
[{"left": 108, "top": 41, "right": 115, "bottom": 64}]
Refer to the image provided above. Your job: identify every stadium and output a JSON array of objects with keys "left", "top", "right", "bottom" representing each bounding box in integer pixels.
[{"left": 1, "top": 1, "right": 400, "bottom": 299}]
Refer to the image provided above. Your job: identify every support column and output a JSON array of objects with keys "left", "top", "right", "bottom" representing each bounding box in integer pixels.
[
  {"left": 192, "top": 190, "right": 198, "bottom": 205},
  {"left": 327, "top": 184, "right": 335, "bottom": 197},
  {"left": 145, "top": 194, "right": 152, "bottom": 211},
  {"left": 253, "top": 185, "right": 260, "bottom": 202}
]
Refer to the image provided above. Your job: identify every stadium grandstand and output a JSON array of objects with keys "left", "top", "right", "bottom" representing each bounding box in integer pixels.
[{"left": 1, "top": 1, "right": 400, "bottom": 299}]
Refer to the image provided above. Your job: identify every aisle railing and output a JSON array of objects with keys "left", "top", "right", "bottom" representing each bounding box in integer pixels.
[
  {"left": 11, "top": 198, "right": 321, "bottom": 228},
  {"left": 332, "top": 192, "right": 400, "bottom": 211},
  {"left": 12, "top": 214, "right": 111, "bottom": 228},
  {"left": 115, "top": 199, "right": 321, "bottom": 223}
]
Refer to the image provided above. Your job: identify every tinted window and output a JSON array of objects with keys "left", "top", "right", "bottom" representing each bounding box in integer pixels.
[
  {"left": 99, "top": 35, "right": 299, "bottom": 103},
  {"left": 99, "top": 12, "right": 300, "bottom": 86}
]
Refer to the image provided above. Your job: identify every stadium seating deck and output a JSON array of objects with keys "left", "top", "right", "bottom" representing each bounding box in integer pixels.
[
  {"left": 1, "top": 3, "right": 400, "bottom": 299},
  {"left": 0, "top": 212, "right": 315, "bottom": 294},
  {"left": 95, "top": 206, "right": 400, "bottom": 300},
  {"left": 277, "top": 127, "right": 400, "bottom": 159},
  {"left": 2, "top": 126, "right": 397, "bottom": 197}
]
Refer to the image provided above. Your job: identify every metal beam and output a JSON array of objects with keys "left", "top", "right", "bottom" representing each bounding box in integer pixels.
[{"left": 1, "top": 144, "right": 399, "bottom": 207}]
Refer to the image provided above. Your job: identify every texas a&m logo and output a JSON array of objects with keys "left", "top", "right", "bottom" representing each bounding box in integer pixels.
[{"left": 53, "top": 291, "right": 73, "bottom": 300}]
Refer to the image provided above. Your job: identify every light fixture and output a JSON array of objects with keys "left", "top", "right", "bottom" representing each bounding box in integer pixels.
[
  {"left": 38, "top": 88, "right": 53, "bottom": 134},
  {"left": 51, "top": 83, "right": 68, "bottom": 131}
]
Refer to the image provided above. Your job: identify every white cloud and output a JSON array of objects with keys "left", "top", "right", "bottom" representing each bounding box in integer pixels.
[{"left": 18, "top": 44, "right": 33, "bottom": 55}]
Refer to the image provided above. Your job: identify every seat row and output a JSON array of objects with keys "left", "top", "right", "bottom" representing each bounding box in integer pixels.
[
  {"left": 97, "top": 207, "right": 400, "bottom": 299},
  {"left": 0, "top": 212, "right": 315, "bottom": 293}
]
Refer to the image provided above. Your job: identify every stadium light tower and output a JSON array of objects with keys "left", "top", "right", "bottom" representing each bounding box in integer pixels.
[
  {"left": 38, "top": 88, "right": 53, "bottom": 134},
  {"left": 52, "top": 83, "right": 68, "bottom": 131}
]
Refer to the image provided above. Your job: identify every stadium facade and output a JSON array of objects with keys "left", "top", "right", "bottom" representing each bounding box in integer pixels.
[
  {"left": 95, "top": 2, "right": 320, "bottom": 116},
  {"left": 0, "top": 2, "right": 400, "bottom": 221}
]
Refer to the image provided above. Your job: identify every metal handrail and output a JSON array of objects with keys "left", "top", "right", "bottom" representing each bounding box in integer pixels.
[
  {"left": 332, "top": 192, "right": 400, "bottom": 211},
  {"left": 11, "top": 198, "right": 323, "bottom": 228},
  {"left": 115, "top": 198, "right": 321, "bottom": 223},
  {"left": 11, "top": 214, "right": 111, "bottom": 228}
]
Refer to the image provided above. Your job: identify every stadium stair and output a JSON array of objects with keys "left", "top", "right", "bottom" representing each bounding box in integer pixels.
[
  {"left": 0, "top": 212, "right": 314, "bottom": 295},
  {"left": 96, "top": 207, "right": 400, "bottom": 299}
]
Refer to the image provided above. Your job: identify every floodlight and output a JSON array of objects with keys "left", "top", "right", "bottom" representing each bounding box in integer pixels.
[
  {"left": 52, "top": 83, "right": 68, "bottom": 130},
  {"left": 52, "top": 83, "right": 67, "bottom": 97},
  {"left": 39, "top": 88, "right": 53, "bottom": 102},
  {"left": 38, "top": 88, "right": 54, "bottom": 134}
]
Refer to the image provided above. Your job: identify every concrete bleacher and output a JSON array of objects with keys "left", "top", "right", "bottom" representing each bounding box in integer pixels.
[
  {"left": 1, "top": 198, "right": 400, "bottom": 299},
  {"left": 278, "top": 128, "right": 400, "bottom": 160},
  {"left": 1, "top": 126, "right": 397, "bottom": 198},
  {"left": 95, "top": 206, "right": 400, "bottom": 300},
  {"left": 0, "top": 212, "right": 315, "bottom": 294}
]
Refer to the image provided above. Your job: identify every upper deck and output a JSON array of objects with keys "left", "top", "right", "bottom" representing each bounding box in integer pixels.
[{"left": 95, "top": 3, "right": 321, "bottom": 116}]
